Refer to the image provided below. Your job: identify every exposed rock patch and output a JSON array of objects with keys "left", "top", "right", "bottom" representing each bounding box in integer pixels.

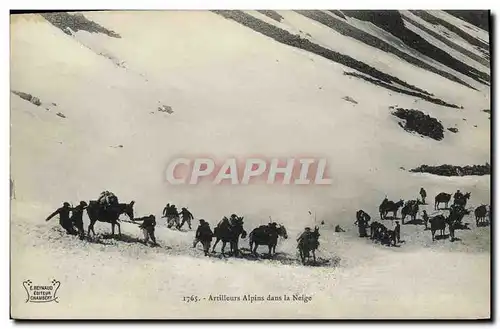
[
  {"left": 391, "top": 107, "right": 444, "bottom": 140},
  {"left": 410, "top": 163, "right": 490, "bottom": 176}
]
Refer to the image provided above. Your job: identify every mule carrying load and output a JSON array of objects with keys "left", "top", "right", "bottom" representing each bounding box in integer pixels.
[
  {"left": 212, "top": 215, "right": 247, "bottom": 257},
  {"left": 379, "top": 198, "right": 404, "bottom": 220},
  {"left": 249, "top": 222, "right": 288, "bottom": 256},
  {"left": 87, "top": 191, "right": 135, "bottom": 238}
]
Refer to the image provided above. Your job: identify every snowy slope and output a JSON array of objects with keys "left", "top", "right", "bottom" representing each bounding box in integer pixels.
[{"left": 10, "top": 11, "right": 490, "bottom": 319}]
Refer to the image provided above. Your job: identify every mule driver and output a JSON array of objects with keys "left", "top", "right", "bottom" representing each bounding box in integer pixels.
[
  {"left": 297, "top": 227, "right": 312, "bottom": 255},
  {"left": 134, "top": 215, "right": 158, "bottom": 247}
]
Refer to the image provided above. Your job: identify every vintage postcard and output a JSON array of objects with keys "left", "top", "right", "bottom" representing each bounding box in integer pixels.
[{"left": 10, "top": 10, "right": 491, "bottom": 319}]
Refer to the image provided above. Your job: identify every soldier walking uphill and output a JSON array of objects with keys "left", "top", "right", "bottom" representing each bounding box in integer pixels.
[
  {"left": 134, "top": 215, "right": 158, "bottom": 247},
  {"left": 419, "top": 188, "right": 427, "bottom": 204},
  {"left": 179, "top": 207, "right": 194, "bottom": 230},
  {"left": 71, "top": 201, "right": 88, "bottom": 240},
  {"left": 46, "top": 202, "right": 78, "bottom": 235},
  {"left": 193, "top": 219, "right": 213, "bottom": 256}
]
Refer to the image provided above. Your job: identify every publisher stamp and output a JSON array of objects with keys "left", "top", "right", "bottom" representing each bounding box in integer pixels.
[{"left": 23, "top": 279, "right": 61, "bottom": 303}]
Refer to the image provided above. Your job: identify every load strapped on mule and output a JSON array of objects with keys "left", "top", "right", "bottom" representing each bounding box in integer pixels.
[{"left": 98, "top": 190, "right": 118, "bottom": 209}]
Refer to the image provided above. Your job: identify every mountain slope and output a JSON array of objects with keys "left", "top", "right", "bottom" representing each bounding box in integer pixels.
[{"left": 10, "top": 11, "right": 490, "bottom": 319}]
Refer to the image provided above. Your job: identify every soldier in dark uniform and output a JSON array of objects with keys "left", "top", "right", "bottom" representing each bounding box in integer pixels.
[
  {"left": 394, "top": 221, "right": 401, "bottom": 244},
  {"left": 170, "top": 204, "right": 180, "bottom": 229},
  {"left": 46, "top": 202, "right": 77, "bottom": 235},
  {"left": 453, "top": 190, "right": 463, "bottom": 204},
  {"left": 193, "top": 219, "right": 214, "bottom": 256},
  {"left": 354, "top": 211, "right": 369, "bottom": 238},
  {"left": 163, "top": 204, "right": 180, "bottom": 229},
  {"left": 71, "top": 201, "right": 88, "bottom": 240},
  {"left": 179, "top": 207, "right": 194, "bottom": 230},
  {"left": 162, "top": 203, "right": 170, "bottom": 218},
  {"left": 297, "top": 227, "right": 312, "bottom": 247},
  {"left": 422, "top": 210, "right": 429, "bottom": 230},
  {"left": 419, "top": 187, "right": 427, "bottom": 204},
  {"left": 134, "top": 215, "right": 158, "bottom": 246}
]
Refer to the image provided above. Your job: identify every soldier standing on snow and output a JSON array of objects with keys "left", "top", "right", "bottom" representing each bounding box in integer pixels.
[
  {"left": 71, "top": 201, "right": 88, "bottom": 240},
  {"left": 394, "top": 221, "right": 401, "bottom": 244},
  {"left": 419, "top": 187, "right": 427, "bottom": 204},
  {"left": 422, "top": 210, "right": 429, "bottom": 230}
]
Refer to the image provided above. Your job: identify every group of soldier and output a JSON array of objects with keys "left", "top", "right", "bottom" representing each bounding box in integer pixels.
[
  {"left": 43, "top": 186, "right": 479, "bottom": 259},
  {"left": 43, "top": 190, "right": 219, "bottom": 256},
  {"left": 44, "top": 189, "right": 320, "bottom": 259},
  {"left": 45, "top": 200, "right": 88, "bottom": 240},
  {"left": 353, "top": 209, "right": 401, "bottom": 246},
  {"left": 45, "top": 191, "right": 121, "bottom": 240},
  {"left": 162, "top": 204, "right": 194, "bottom": 230},
  {"left": 352, "top": 187, "right": 474, "bottom": 245}
]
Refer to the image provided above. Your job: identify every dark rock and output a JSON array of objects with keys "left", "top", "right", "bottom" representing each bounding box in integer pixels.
[
  {"left": 447, "top": 127, "right": 459, "bottom": 133},
  {"left": 391, "top": 107, "right": 444, "bottom": 140},
  {"left": 56, "top": 112, "right": 66, "bottom": 118},
  {"left": 410, "top": 163, "right": 490, "bottom": 176}
]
